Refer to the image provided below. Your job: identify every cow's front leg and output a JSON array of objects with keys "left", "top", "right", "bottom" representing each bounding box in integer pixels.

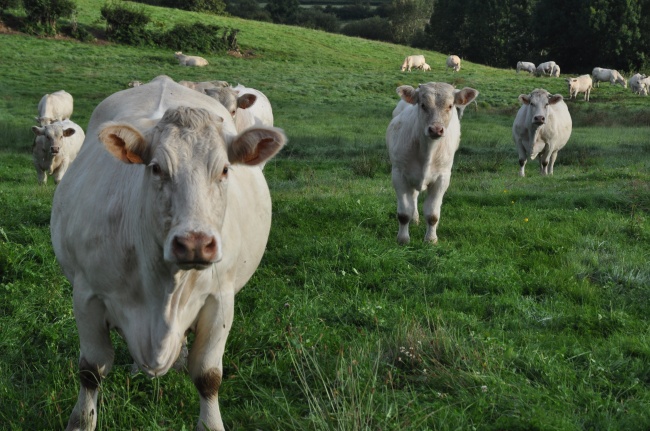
[
  {"left": 392, "top": 169, "right": 418, "bottom": 245},
  {"left": 189, "top": 289, "right": 235, "bottom": 431},
  {"left": 548, "top": 151, "right": 559, "bottom": 175},
  {"left": 67, "top": 289, "right": 114, "bottom": 431},
  {"left": 53, "top": 162, "right": 68, "bottom": 184},
  {"left": 423, "top": 175, "right": 451, "bottom": 244},
  {"left": 539, "top": 155, "right": 550, "bottom": 175},
  {"left": 516, "top": 145, "right": 527, "bottom": 177}
]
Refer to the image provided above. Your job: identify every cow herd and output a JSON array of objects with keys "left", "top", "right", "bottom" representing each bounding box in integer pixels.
[{"left": 27, "top": 51, "right": 643, "bottom": 430}]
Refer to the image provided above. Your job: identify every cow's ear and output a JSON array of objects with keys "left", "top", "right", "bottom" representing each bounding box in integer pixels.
[
  {"left": 454, "top": 87, "right": 479, "bottom": 107},
  {"left": 31, "top": 126, "right": 45, "bottom": 136},
  {"left": 237, "top": 94, "right": 257, "bottom": 110},
  {"left": 397, "top": 86, "right": 418, "bottom": 104},
  {"left": 549, "top": 94, "right": 564, "bottom": 105},
  {"left": 228, "top": 127, "right": 286, "bottom": 166},
  {"left": 99, "top": 123, "right": 147, "bottom": 164},
  {"left": 518, "top": 94, "right": 531, "bottom": 105},
  {"left": 63, "top": 128, "right": 76, "bottom": 138}
]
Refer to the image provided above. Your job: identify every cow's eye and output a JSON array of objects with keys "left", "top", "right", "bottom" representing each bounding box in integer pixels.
[
  {"left": 150, "top": 162, "right": 162, "bottom": 176},
  {"left": 222, "top": 166, "right": 229, "bottom": 176},
  {"left": 448, "top": 104, "right": 453, "bottom": 110},
  {"left": 421, "top": 103, "right": 427, "bottom": 111}
]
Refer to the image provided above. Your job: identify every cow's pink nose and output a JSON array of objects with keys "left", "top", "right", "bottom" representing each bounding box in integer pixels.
[
  {"left": 428, "top": 125, "right": 444, "bottom": 138},
  {"left": 172, "top": 232, "right": 218, "bottom": 264},
  {"left": 534, "top": 115, "right": 545, "bottom": 124},
  {"left": 51, "top": 146, "right": 60, "bottom": 154}
]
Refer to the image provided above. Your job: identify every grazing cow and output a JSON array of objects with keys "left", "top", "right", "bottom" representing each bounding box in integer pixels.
[
  {"left": 35, "top": 90, "right": 73, "bottom": 125},
  {"left": 566, "top": 74, "right": 593, "bottom": 101},
  {"left": 591, "top": 67, "right": 627, "bottom": 88},
  {"left": 516, "top": 61, "right": 536, "bottom": 74},
  {"left": 629, "top": 73, "right": 648, "bottom": 95},
  {"left": 31, "top": 120, "right": 84, "bottom": 185},
  {"left": 174, "top": 51, "right": 209, "bottom": 67},
  {"left": 446, "top": 55, "right": 461, "bottom": 72},
  {"left": 536, "top": 61, "right": 557, "bottom": 76},
  {"left": 203, "top": 86, "right": 257, "bottom": 119},
  {"left": 50, "top": 75, "right": 286, "bottom": 431},
  {"left": 421, "top": 63, "right": 432, "bottom": 72},
  {"left": 512, "top": 88, "right": 572, "bottom": 177},
  {"left": 387, "top": 82, "right": 478, "bottom": 245},
  {"left": 550, "top": 64, "right": 561, "bottom": 77},
  {"left": 232, "top": 84, "right": 274, "bottom": 131},
  {"left": 401, "top": 55, "right": 426, "bottom": 72}
]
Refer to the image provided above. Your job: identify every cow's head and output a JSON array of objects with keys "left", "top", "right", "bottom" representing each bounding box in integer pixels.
[
  {"left": 397, "top": 83, "right": 478, "bottom": 139},
  {"left": 98, "top": 106, "right": 285, "bottom": 270},
  {"left": 31, "top": 123, "right": 77, "bottom": 155},
  {"left": 204, "top": 87, "right": 257, "bottom": 118},
  {"left": 518, "top": 89, "right": 563, "bottom": 127}
]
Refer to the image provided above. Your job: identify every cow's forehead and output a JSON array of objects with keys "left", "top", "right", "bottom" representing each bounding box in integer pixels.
[
  {"left": 528, "top": 89, "right": 550, "bottom": 103},
  {"left": 419, "top": 83, "right": 455, "bottom": 104}
]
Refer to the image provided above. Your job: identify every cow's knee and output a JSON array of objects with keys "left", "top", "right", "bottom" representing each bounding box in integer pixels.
[
  {"left": 397, "top": 213, "right": 410, "bottom": 226},
  {"left": 79, "top": 358, "right": 103, "bottom": 391},
  {"left": 194, "top": 368, "right": 222, "bottom": 400}
]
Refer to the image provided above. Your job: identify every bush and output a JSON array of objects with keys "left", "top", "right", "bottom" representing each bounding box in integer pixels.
[
  {"left": 159, "top": 23, "right": 238, "bottom": 53},
  {"left": 226, "top": 0, "right": 272, "bottom": 22},
  {"left": 0, "top": 0, "right": 21, "bottom": 10},
  {"left": 164, "top": 0, "right": 226, "bottom": 14},
  {"left": 324, "top": 3, "right": 373, "bottom": 21},
  {"left": 100, "top": 1, "right": 154, "bottom": 46},
  {"left": 340, "top": 16, "right": 393, "bottom": 43},
  {"left": 22, "top": 0, "right": 76, "bottom": 35},
  {"left": 296, "top": 7, "right": 339, "bottom": 33}
]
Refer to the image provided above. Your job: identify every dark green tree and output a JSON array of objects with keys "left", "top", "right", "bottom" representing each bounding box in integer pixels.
[
  {"left": 23, "top": 0, "right": 76, "bottom": 34},
  {"left": 265, "top": 0, "right": 299, "bottom": 24}
]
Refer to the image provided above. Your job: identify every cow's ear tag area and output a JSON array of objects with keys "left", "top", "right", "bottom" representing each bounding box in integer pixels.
[
  {"left": 396, "top": 85, "right": 418, "bottom": 104},
  {"left": 99, "top": 123, "right": 147, "bottom": 164},
  {"left": 518, "top": 94, "right": 531, "bottom": 105},
  {"left": 549, "top": 94, "right": 564, "bottom": 105},
  {"left": 454, "top": 87, "right": 479, "bottom": 107}
]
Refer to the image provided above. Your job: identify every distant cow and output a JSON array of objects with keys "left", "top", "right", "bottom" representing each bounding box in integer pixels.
[
  {"left": 421, "top": 63, "right": 432, "bottom": 72},
  {"left": 566, "top": 74, "right": 593, "bottom": 101},
  {"left": 50, "top": 75, "right": 286, "bottom": 431},
  {"left": 629, "top": 73, "right": 648, "bottom": 95},
  {"left": 35, "top": 90, "right": 73, "bottom": 125},
  {"left": 517, "top": 61, "right": 536, "bottom": 74},
  {"left": 591, "top": 67, "right": 627, "bottom": 88},
  {"left": 31, "top": 120, "right": 84, "bottom": 185},
  {"left": 127, "top": 80, "right": 143, "bottom": 88},
  {"left": 174, "top": 51, "right": 209, "bottom": 67},
  {"left": 204, "top": 86, "right": 257, "bottom": 119},
  {"left": 387, "top": 82, "right": 478, "bottom": 245},
  {"left": 232, "top": 84, "right": 274, "bottom": 132},
  {"left": 401, "top": 55, "right": 426, "bottom": 72},
  {"left": 446, "top": 55, "right": 461, "bottom": 72},
  {"left": 536, "top": 61, "right": 557, "bottom": 76},
  {"left": 512, "top": 88, "right": 572, "bottom": 176},
  {"left": 550, "top": 64, "right": 561, "bottom": 77}
]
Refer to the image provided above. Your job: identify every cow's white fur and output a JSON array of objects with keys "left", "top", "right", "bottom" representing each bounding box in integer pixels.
[
  {"left": 31, "top": 119, "right": 84, "bottom": 184},
  {"left": 446, "top": 55, "right": 461, "bottom": 72},
  {"left": 517, "top": 61, "right": 536, "bottom": 74},
  {"left": 592, "top": 67, "right": 627, "bottom": 88},
  {"left": 35, "top": 90, "right": 73, "bottom": 125},
  {"left": 566, "top": 74, "right": 593, "bottom": 101},
  {"left": 400, "top": 55, "right": 426, "bottom": 72},
  {"left": 174, "top": 51, "right": 209, "bottom": 67}
]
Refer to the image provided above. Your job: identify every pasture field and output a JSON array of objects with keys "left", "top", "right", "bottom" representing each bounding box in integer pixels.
[{"left": 1, "top": 2, "right": 650, "bottom": 429}]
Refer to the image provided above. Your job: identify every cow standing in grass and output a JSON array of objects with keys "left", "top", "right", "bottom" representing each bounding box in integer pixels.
[
  {"left": 387, "top": 82, "right": 478, "bottom": 245},
  {"left": 512, "top": 88, "right": 572, "bottom": 177},
  {"left": 35, "top": 90, "right": 73, "bottom": 125},
  {"left": 51, "top": 75, "right": 286, "bottom": 431},
  {"left": 31, "top": 120, "right": 84, "bottom": 184}
]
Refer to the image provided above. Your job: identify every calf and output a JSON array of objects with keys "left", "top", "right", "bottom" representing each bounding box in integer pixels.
[
  {"left": 401, "top": 55, "right": 426, "bottom": 72},
  {"left": 566, "top": 75, "right": 593, "bottom": 101},
  {"left": 512, "top": 89, "right": 572, "bottom": 176},
  {"left": 31, "top": 120, "right": 84, "bottom": 184},
  {"left": 629, "top": 73, "right": 648, "bottom": 95},
  {"left": 174, "top": 51, "right": 209, "bottom": 67},
  {"left": 387, "top": 82, "right": 478, "bottom": 245}
]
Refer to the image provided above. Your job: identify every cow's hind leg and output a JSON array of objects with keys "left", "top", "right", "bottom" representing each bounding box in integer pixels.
[
  {"left": 67, "top": 289, "right": 114, "bottom": 431},
  {"left": 548, "top": 151, "right": 559, "bottom": 175},
  {"left": 189, "top": 290, "right": 235, "bottom": 431},
  {"left": 423, "top": 175, "right": 451, "bottom": 244}
]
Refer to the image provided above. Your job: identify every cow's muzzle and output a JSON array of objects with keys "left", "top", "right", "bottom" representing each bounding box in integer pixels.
[
  {"left": 50, "top": 146, "right": 60, "bottom": 154},
  {"left": 171, "top": 232, "right": 220, "bottom": 268},
  {"left": 427, "top": 124, "right": 445, "bottom": 139}
]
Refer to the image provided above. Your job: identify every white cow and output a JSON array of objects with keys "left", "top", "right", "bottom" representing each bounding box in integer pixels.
[
  {"left": 591, "top": 67, "right": 627, "bottom": 88},
  {"left": 446, "top": 55, "right": 461, "bottom": 72},
  {"left": 421, "top": 63, "right": 432, "bottom": 72},
  {"left": 629, "top": 73, "right": 648, "bottom": 95},
  {"left": 31, "top": 120, "right": 84, "bottom": 185},
  {"left": 387, "top": 82, "right": 478, "bottom": 245},
  {"left": 401, "top": 55, "right": 426, "bottom": 72},
  {"left": 512, "top": 88, "right": 572, "bottom": 177},
  {"left": 50, "top": 75, "right": 286, "bottom": 431},
  {"left": 516, "top": 61, "right": 536, "bottom": 74},
  {"left": 35, "top": 90, "right": 73, "bottom": 125},
  {"left": 174, "top": 51, "right": 209, "bottom": 67},
  {"left": 536, "top": 61, "right": 557, "bottom": 76},
  {"left": 550, "top": 64, "right": 561, "bottom": 77},
  {"left": 204, "top": 86, "right": 257, "bottom": 119},
  {"left": 232, "top": 84, "right": 274, "bottom": 131},
  {"left": 566, "top": 74, "right": 593, "bottom": 101}
]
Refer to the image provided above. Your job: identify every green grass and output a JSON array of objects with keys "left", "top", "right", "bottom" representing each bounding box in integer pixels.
[{"left": 1, "top": 2, "right": 650, "bottom": 430}]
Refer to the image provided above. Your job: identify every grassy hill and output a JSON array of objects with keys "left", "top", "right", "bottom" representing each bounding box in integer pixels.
[{"left": 1, "top": 1, "right": 649, "bottom": 430}]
